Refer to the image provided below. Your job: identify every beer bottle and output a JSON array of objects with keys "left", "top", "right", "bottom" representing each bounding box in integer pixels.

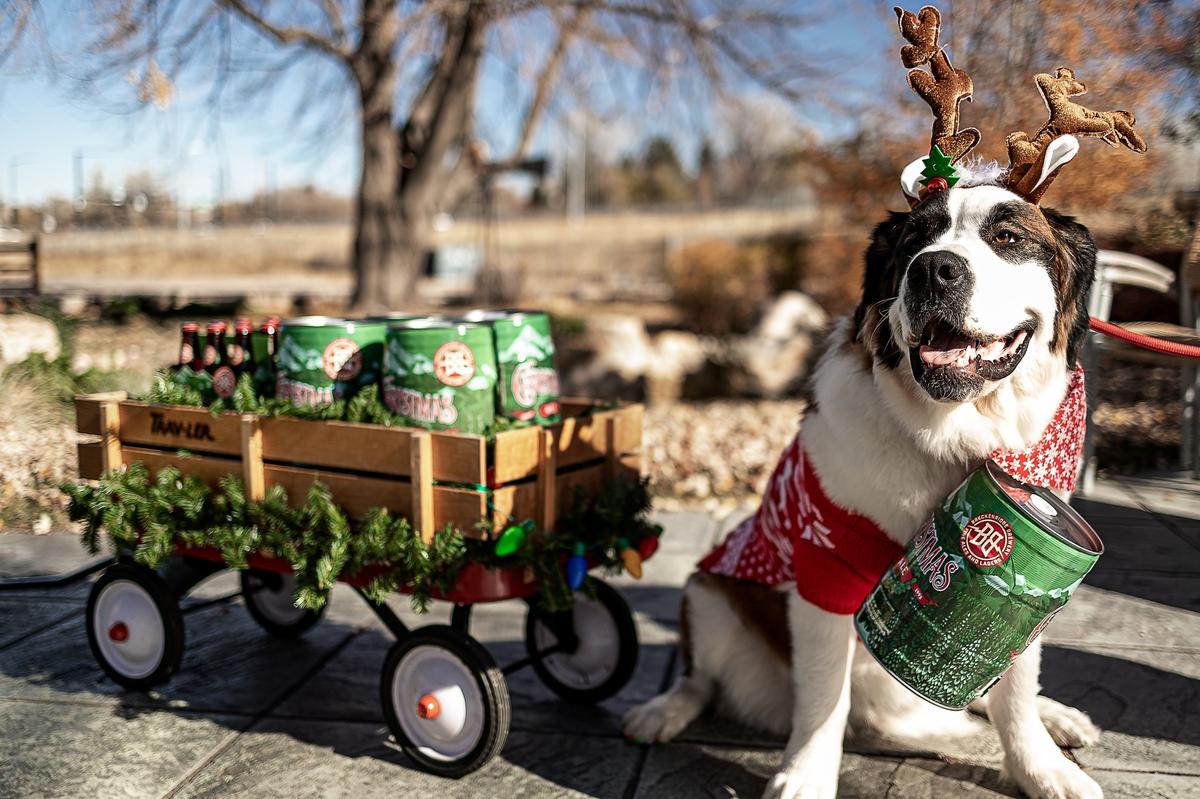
[
  {"left": 253, "top": 317, "right": 279, "bottom": 398},
  {"left": 206, "top": 321, "right": 238, "bottom": 400},
  {"left": 232, "top": 317, "right": 256, "bottom": 380},
  {"left": 177, "top": 321, "right": 199, "bottom": 368},
  {"left": 172, "top": 321, "right": 213, "bottom": 398}
]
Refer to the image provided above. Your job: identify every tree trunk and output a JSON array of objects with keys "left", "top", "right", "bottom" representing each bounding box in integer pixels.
[
  {"left": 350, "top": 104, "right": 405, "bottom": 312},
  {"left": 349, "top": 0, "right": 405, "bottom": 313}
]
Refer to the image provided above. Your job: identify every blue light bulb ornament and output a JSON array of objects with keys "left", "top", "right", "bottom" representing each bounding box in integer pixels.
[{"left": 566, "top": 541, "right": 588, "bottom": 591}]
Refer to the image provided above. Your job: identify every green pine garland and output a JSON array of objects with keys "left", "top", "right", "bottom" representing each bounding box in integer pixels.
[{"left": 62, "top": 463, "right": 660, "bottom": 614}]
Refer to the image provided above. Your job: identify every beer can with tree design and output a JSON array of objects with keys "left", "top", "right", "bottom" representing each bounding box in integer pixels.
[
  {"left": 855, "top": 460, "right": 1102, "bottom": 709},
  {"left": 382, "top": 319, "right": 497, "bottom": 435},
  {"left": 275, "top": 317, "right": 386, "bottom": 406},
  {"left": 462, "top": 309, "right": 560, "bottom": 424}
]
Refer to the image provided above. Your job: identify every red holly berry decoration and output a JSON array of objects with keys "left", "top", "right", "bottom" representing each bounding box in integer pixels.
[
  {"left": 637, "top": 536, "right": 659, "bottom": 560},
  {"left": 921, "top": 176, "right": 950, "bottom": 198}
]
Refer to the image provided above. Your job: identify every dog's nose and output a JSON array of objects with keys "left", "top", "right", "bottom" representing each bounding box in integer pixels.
[{"left": 908, "top": 251, "right": 969, "bottom": 294}]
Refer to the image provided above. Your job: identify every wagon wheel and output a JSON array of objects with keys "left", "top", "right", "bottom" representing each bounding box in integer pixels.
[
  {"left": 525, "top": 578, "right": 639, "bottom": 704},
  {"left": 240, "top": 569, "right": 325, "bottom": 639},
  {"left": 86, "top": 562, "right": 185, "bottom": 691},
  {"left": 381, "top": 625, "right": 510, "bottom": 777}
]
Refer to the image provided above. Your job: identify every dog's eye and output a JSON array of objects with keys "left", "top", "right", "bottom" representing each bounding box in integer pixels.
[{"left": 993, "top": 230, "right": 1022, "bottom": 245}]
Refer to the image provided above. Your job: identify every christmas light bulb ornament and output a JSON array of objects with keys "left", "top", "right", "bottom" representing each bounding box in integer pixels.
[
  {"left": 637, "top": 536, "right": 659, "bottom": 561},
  {"left": 566, "top": 542, "right": 588, "bottom": 590},
  {"left": 494, "top": 519, "right": 534, "bottom": 557},
  {"left": 619, "top": 537, "right": 643, "bottom": 579}
]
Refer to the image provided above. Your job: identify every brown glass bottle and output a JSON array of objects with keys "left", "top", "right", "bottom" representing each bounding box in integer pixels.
[
  {"left": 254, "top": 317, "right": 279, "bottom": 398},
  {"left": 206, "top": 321, "right": 237, "bottom": 399},
  {"left": 232, "top": 317, "right": 256, "bottom": 380},
  {"left": 178, "top": 322, "right": 201, "bottom": 369}
]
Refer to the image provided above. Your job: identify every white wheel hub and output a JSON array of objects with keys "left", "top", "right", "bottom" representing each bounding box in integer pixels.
[
  {"left": 392, "top": 645, "right": 484, "bottom": 761},
  {"left": 93, "top": 579, "right": 166, "bottom": 680},
  {"left": 534, "top": 594, "right": 620, "bottom": 689},
  {"left": 246, "top": 572, "right": 309, "bottom": 625}
]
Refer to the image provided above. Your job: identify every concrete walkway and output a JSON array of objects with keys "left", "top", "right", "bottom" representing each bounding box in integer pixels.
[{"left": 0, "top": 477, "right": 1197, "bottom": 798}]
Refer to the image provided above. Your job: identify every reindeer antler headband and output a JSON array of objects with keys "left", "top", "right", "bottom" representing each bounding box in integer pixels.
[{"left": 894, "top": 5, "right": 1148, "bottom": 206}]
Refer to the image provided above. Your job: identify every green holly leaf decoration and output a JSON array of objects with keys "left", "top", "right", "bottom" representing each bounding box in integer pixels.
[{"left": 920, "top": 145, "right": 959, "bottom": 187}]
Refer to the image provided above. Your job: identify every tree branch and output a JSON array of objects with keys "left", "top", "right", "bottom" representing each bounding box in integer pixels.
[
  {"left": 499, "top": 6, "right": 590, "bottom": 166},
  {"left": 216, "top": 0, "right": 352, "bottom": 62}
]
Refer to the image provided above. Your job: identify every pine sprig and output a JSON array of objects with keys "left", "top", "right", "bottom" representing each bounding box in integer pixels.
[{"left": 63, "top": 462, "right": 658, "bottom": 615}]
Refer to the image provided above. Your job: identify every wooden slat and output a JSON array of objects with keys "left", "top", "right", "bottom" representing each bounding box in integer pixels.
[
  {"left": 537, "top": 427, "right": 558, "bottom": 531},
  {"left": 411, "top": 431, "right": 435, "bottom": 544},
  {"left": 74, "top": 392, "right": 129, "bottom": 435},
  {"left": 258, "top": 416, "right": 485, "bottom": 484},
  {"left": 121, "top": 446, "right": 240, "bottom": 489},
  {"left": 119, "top": 401, "right": 242, "bottom": 456},
  {"left": 241, "top": 414, "right": 265, "bottom": 501},
  {"left": 495, "top": 462, "right": 621, "bottom": 532},
  {"left": 77, "top": 441, "right": 103, "bottom": 480},
  {"left": 491, "top": 425, "right": 542, "bottom": 484},
  {"left": 99, "top": 402, "right": 122, "bottom": 472},
  {"left": 612, "top": 403, "right": 644, "bottom": 453}
]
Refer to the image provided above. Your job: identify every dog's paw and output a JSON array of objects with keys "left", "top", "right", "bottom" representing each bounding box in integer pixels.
[
  {"left": 1037, "top": 697, "right": 1101, "bottom": 748},
  {"left": 761, "top": 764, "right": 838, "bottom": 799},
  {"left": 1005, "top": 753, "right": 1103, "bottom": 799},
  {"left": 622, "top": 696, "right": 691, "bottom": 744}
]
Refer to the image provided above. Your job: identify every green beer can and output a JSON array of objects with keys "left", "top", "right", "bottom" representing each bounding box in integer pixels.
[
  {"left": 382, "top": 319, "right": 497, "bottom": 435},
  {"left": 275, "top": 316, "right": 386, "bottom": 406},
  {"left": 462, "top": 309, "right": 560, "bottom": 424},
  {"left": 855, "top": 461, "right": 1102, "bottom": 710}
]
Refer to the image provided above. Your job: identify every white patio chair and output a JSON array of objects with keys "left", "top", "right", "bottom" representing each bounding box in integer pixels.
[{"left": 1080, "top": 240, "right": 1200, "bottom": 491}]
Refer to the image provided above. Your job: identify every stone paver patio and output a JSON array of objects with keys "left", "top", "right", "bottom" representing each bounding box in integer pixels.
[{"left": 0, "top": 475, "right": 1197, "bottom": 798}]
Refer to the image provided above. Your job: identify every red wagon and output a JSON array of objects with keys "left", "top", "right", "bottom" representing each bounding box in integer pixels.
[{"left": 74, "top": 392, "right": 648, "bottom": 776}]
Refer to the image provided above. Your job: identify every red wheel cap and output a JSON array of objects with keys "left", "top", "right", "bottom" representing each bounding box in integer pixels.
[
  {"left": 108, "top": 622, "right": 129, "bottom": 643},
  {"left": 416, "top": 693, "right": 440, "bottom": 720}
]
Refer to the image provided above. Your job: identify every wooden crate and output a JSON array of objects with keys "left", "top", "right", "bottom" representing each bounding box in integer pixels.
[{"left": 75, "top": 393, "right": 643, "bottom": 543}]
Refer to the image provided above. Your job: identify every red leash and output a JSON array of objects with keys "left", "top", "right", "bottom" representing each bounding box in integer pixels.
[{"left": 1089, "top": 317, "right": 1200, "bottom": 359}]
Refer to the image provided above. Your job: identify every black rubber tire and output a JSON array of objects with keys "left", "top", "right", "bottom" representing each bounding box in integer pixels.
[
  {"left": 240, "top": 569, "right": 325, "bottom": 639},
  {"left": 380, "top": 625, "right": 510, "bottom": 778},
  {"left": 525, "top": 578, "right": 639, "bottom": 705},
  {"left": 86, "top": 562, "right": 185, "bottom": 691}
]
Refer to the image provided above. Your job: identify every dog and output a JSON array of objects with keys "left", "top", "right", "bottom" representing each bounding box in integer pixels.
[{"left": 623, "top": 179, "right": 1105, "bottom": 799}]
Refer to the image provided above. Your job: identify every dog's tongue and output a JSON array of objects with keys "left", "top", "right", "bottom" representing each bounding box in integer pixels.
[{"left": 920, "top": 328, "right": 975, "bottom": 368}]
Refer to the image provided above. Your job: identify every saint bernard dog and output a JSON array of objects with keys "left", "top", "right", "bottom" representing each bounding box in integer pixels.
[{"left": 623, "top": 175, "right": 1106, "bottom": 799}]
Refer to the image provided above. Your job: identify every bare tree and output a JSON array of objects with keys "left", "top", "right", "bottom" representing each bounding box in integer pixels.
[{"left": 2, "top": 0, "right": 818, "bottom": 310}]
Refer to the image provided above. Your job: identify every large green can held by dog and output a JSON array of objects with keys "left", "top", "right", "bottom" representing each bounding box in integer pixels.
[
  {"left": 382, "top": 319, "right": 497, "bottom": 435},
  {"left": 275, "top": 317, "right": 386, "bottom": 406},
  {"left": 463, "top": 310, "right": 560, "bottom": 424},
  {"left": 855, "top": 461, "right": 1102, "bottom": 709}
]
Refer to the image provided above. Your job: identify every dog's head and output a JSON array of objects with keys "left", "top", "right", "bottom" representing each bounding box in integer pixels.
[{"left": 854, "top": 183, "right": 1096, "bottom": 403}]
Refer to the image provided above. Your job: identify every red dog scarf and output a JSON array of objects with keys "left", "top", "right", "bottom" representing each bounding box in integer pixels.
[{"left": 698, "top": 367, "right": 1087, "bottom": 614}]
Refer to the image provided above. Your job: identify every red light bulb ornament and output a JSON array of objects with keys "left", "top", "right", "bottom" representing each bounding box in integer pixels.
[
  {"left": 637, "top": 535, "right": 659, "bottom": 561},
  {"left": 566, "top": 542, "right": 588, "bottom": 591},
  {"left": 618, "top": 537, "right": 643, "bottom": 580}
]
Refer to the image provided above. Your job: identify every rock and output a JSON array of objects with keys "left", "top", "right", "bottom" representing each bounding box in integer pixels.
[
  {"left": 0, "top": 314, "right": 60, "bottom": 366},
  {"left": 729, "top": 334, "right": 816, "bottom": 398},
  {"left": 752, "top": 291, "right": 828, "bottom": 341},
  {"left": 562, "top": 317, "right": 715, "bottom": 403},
  {"left": 646, "top": 330, "right": 710, "bottom": 404}
]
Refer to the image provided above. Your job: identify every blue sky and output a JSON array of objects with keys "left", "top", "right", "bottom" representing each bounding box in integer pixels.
[{"left": 0, "top": 1, "right": 893, "bottom": 206}]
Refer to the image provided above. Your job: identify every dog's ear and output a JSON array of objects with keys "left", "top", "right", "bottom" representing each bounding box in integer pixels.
[
  {"left": 1042, "top": 207, "right": 1097, "bottom": 367},
  {"left": 854, "top": 211, "right": 909, "bottom": 367}
]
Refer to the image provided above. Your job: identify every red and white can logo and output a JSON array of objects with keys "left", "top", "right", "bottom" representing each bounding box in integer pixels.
[
  {"left": 960, "top": 513, "right": 1014, "bottom": 568},
  {"left": 433, "top": 341, "right": 475, "bottom": 387},
  {"left": 323, "top": 338, "right": 362, "bottom": 380}
]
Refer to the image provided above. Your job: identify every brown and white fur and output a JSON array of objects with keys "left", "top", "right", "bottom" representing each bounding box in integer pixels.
[{"left": 624, "top": 182, "right": 1104, "bottom": 799}]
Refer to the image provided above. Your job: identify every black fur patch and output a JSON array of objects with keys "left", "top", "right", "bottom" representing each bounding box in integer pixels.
[
  {"left": 854, "top": 193, "right": 952, "bottom": 370},
  {"left": 1042, "top": 208, "right": 1097, "bottom": 366}
]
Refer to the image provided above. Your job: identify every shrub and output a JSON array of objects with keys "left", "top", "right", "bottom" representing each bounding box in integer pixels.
[{"left": 668, "top": 239, "right": 776, "bottom": 336}]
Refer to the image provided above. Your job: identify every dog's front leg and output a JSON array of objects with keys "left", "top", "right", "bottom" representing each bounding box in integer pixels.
[
  {"left": 989, "top": 638, "right": 1102, "bottom": 799},
  {"left": 763, "top": 594, "right": 854, "bottom": 799}
]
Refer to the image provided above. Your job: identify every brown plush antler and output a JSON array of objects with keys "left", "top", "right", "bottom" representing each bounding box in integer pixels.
[
  {"left": 1004, "top": 67, "right": 1148, "bottom": 202},
  {"left": 894, "top": 5, "right": 980, "bottom": 162}
]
